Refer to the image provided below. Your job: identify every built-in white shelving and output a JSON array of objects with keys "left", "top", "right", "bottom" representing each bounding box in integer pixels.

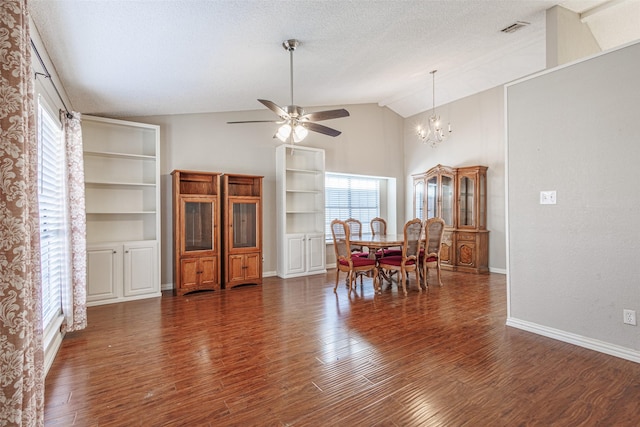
[
  {"left": 83, "top": 115, "right": 161, "bottom": 305},
  {"left": 276, "top": 144, "right": 326, "bottom": 278}
]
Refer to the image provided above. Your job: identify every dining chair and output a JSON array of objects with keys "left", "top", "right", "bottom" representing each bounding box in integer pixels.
[
  {"left": 370, "top": 217, "right": 402, "bottom": 258},
  {"left": 370, "top": 217, "right": 387, "bottom": 236},
  {"left": 376, "top": 218, "right": 423, "bottom": 296},
  {"left": 330, "top": 219, "right": 378, "bottom": 294},
  {"left": 420, "top": 217, "right": 445, "bottom": 288},
  {"left": 344, "top": 217, "right": 370, "bottom": 284},
  {"left": 345, "top": 218, "right": 368, "bottom": 258}
]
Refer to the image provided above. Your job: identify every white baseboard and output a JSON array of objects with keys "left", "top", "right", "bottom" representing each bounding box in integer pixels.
[{"left": 506, "top": 317, "right": 640, "bottom": 364}]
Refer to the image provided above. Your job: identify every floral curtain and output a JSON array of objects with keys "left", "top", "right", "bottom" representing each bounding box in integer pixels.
[
  {"left": 0, "top": 0, "right": 45, "bottom": 425},
  {"left": 61, "top": 112, "right": 87, "bottom": 333}
]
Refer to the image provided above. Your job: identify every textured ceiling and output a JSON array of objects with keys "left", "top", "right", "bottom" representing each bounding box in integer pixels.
[{"left": 28, "top": 0, "right": 639, "bottom": 119}]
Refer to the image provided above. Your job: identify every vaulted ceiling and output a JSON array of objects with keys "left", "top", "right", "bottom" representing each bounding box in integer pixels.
[{"left": 28, "top": 0, "right": 639, "bottom": 119}]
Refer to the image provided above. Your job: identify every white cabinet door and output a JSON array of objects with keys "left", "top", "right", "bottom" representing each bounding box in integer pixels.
[
  {"left": 306, "top": 233, "right": 326, "bottom": 273},
  {"left": 123, "top": 241, "right": 158, "bottom": 297},
  {"left": 285, "top": 234, "right": 306, "bottom": 276},
  {"left": 87, "top": 244, "right": 121, "bottom": 303},
  {"left": 283, "top": 233, "right": 326, "bottom": 277}
]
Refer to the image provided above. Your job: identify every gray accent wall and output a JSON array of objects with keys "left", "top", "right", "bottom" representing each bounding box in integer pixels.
[{"left": 506, "top": 41, "right": 640, "bottom": 360}]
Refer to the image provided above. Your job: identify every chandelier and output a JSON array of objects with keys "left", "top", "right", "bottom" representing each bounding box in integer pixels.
[{"left": 417, "top": 70, "right": 451, "bottom": 147}]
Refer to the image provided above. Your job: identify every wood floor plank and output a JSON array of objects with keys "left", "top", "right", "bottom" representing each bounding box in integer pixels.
[{"left": 45, "top": 270, "right": 640, "bottom": 425}]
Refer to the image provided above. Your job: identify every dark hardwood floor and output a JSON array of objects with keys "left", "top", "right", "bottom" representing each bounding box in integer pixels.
[{"left": 45, "top": 270, "right": 640, "bottom": 426}]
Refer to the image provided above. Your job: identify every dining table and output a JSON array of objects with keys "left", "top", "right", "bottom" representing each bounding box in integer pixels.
[
  {"left": 349, "top": 234, "right": 404, "bottom": 257},
  {"left": 349, "top": 234, "right": 407, "bottom": 285}
]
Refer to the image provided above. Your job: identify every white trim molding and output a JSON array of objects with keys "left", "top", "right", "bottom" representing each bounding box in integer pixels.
[{"left": 507, "top": 317, "right": 640, "bottom": 364}]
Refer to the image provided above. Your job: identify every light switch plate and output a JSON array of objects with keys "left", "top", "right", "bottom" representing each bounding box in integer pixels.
[{"left": 540, "top": 190, "right": 556, "bottom": 205}]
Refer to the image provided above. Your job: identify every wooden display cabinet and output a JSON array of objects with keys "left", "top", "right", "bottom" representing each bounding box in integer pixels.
[
  {"left": 172, "top": 170, "right": 222, "bottom": 295},
  {"left": 455, "top": 166, "right": 488, "bottom": 273},
  {"left": 222, "top": 174, "right": 263, "bottom": 288},
  {"left": 413, "top": 164, "right": 488, "bottom": 273}
]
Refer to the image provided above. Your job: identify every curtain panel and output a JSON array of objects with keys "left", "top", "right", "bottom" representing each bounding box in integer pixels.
[
  {"left": 0, "top": 0, "right": 45, "bottom": 425},
  {"left": 61, "top": 112, "right": 87, "bottom": 333}
]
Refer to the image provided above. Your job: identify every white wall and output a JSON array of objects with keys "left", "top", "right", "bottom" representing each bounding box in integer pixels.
[
  {"left": 128, "top": 103, "right": 405, "bottom": 287},
  {"left": 546, "top": 5, "right": 601, "bottom": 68},
  {"left": 403, "top": 86, "right": 507, "bottom": 273},
  {"left": 506, "top": 41, "right": 640, "bottom": 361}
]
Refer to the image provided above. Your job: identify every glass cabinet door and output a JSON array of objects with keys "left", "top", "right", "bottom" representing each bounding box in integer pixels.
[
  {"left": 441, "top": 175, "right": 454, "bottom": 226},
  {"left": 414, "top": 179, "right": 425, "bottom": 220},
  {"left": 231, "top": 200, "right": 258, "bottom": 249},
  {"left": 182, "top": 199, "right": 215, "bottom": 253},
  {"left": 458, "top": 176, "right": 475, "bottom": 227},
  {"left": 426, "top": 176, "right": 438, "bottom": 219}
]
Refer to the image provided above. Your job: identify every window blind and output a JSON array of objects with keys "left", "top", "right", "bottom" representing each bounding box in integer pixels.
[
  {"left": 325, "top": 173, "right": 380, "bottom": 237},
  {"left": 37, "top": 97, "right": 66, "bottom": 328}
]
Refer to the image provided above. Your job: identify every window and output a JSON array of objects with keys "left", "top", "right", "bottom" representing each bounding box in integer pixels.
[
  {"left": 325, "top": 173, "right": 381, "bottom": 237},
  {"left": 37, "top": 96, "right": 67, "bottom": 330}
]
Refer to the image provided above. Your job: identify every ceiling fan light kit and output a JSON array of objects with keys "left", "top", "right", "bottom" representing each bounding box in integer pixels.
[
  {"left": 227, "top": 39, "right": 349, "bottom": 144},
  {"left": 417, "top": 69, "right": 452, "bottom": 148}
]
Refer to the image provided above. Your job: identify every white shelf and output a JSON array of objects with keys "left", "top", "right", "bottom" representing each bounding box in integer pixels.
[
  {"left": 285, "top": 167, "right": 322, "bottom": 174},
  {"left": 86, "top": 211, "right": 156, "bottom": 215},
  {"left": 286, "top": 188, "right": 320, "bottom": 193},
  {"left": 84, "top": 150, "right": 156, "bottom": 161},
  {"left": 85, "top": 180, "right": 155, "bottom": 187}
]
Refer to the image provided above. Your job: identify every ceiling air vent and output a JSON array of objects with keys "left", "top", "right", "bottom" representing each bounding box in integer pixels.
[{"left": 500, "top": 21, "right": 530, "bottom": 34}]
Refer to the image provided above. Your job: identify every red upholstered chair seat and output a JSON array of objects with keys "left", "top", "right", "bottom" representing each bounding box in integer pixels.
[
  {"left": 339, "top": 256, "right": 376, "bottom": 267},
  {"left": 352, "top": 251, "right": 370, "bottom": 258},
  {"left": 420, "top": 249, "right": 438, "bottom": 264},
  {"left": 419, "top": 249, "right": 438, "bottom": 263},
  {"left": 377, "top": 255, "right": 416, "bottom": 267},
  {"left": 383, "top": 249, "right": 403, "bottom": 256},
  {"left": 375, "top": 248, "right": 402, "bottom": 258}
]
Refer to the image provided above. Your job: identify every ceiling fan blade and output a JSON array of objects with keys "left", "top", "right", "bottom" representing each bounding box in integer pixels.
[
  {"left": 303, "top": 122, "right": 342, "bottom": 137},
  {"left": 258, "top": 99, "right": 289, "bottom": 118},
  {"left": 227, "top": 120, "right": 284, "bottom": 124},
  {"left": 300, "top": 109, "right": 350, "bottom": 122}
]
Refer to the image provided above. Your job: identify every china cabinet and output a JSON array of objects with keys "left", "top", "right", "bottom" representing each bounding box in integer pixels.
[
  {"left": 276, "top": 144, "right": 326, "bottom": 278},
  {"left": 83, "top": 115, "right": 160, "bottom": 305},
  {"left": 455, "top": 166, "right": 488, "bottom": 273},
  {"left": 171, "top": 170, "right": 222, "bottom": 295},
  {"left": 222, "top": 174, "right": 263, "bottom": 288},
  {"left": 413, "top": 164, "right": 488, "bottom": 273}
]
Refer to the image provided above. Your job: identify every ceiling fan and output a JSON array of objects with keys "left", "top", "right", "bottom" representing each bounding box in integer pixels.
[{"left": 227, "top": 39, "right": 350, "bottom": 143}]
